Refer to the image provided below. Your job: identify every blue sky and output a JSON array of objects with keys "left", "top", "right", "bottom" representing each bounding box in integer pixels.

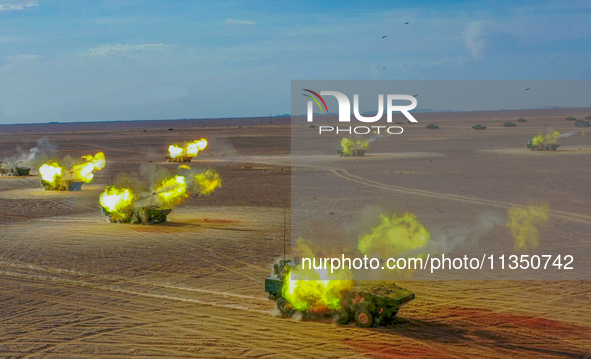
[{"left": 1, "top": 0, "right": 590, "bottom": 124}]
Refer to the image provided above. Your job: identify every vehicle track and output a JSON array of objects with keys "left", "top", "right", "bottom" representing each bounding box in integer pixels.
[{"left": 328, "top": 168, "right": 591, "bottom": 225}]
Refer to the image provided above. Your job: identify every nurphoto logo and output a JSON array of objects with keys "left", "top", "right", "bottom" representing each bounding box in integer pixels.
[{"left": 303, "top": 89, "right": 417, "bottom": 135}]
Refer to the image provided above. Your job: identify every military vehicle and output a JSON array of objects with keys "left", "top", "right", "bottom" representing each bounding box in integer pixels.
[
  {"left": 266, "top": 260, "right": 415, "bottom": 327},
  {"left": 41, "top": 179, "right": 83, "bottom": 191},
  {"left": 0, "top": 161, "right": 31, "bottom": 176},
  {"left": 103, "top": 205, "right": 172, "bottom": 225},
  {"left": 517, "top": 118, "right": 527, "bottom": 123},
  {"left": 14, "top": 167, "right": 31, "bottom": 176},
  {"left": 574, "top": 119, "right": 590, "bottom": 128},
  {"left": 165, "top": 154, "right": 193, "bottom": 163},
  {"left": 426, "top": 124, "right": 439, "bottom": 129},
  {"left": 337, "top": 145, "right": 367, "bottom": 157},
  {"left": 395, "top": 121, "right": 404, "bottom": 125},
  {"left": 472, "top": 124, "right": 487, "bottom": 130},
  {"left": 527, "top": 140, "right": 560, "bottom": 151},
  {"left": 0, "top": 166, "right": 31, "bottom": 176},
  {"left": 503, "top": 122, "right": 517, "bottom": 127},
  {"left": 565, "top": 117, "right": 577, "bottom": 121}
]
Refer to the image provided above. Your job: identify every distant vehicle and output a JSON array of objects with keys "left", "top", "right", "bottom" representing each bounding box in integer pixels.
[
  {"left": 41, "top": 179, "right": 84, "bottom": 191},
  {"left": 565, "top": 117, "right": 577, "bottom": 121},
  {"left": 309, "top": 125, "right": 316, "bottom": 128},
  {"left": 426, "top": 124, "right": 439, "bottom": 129},
  {"left": 527, "top": 140, "right": 560, "bottom": 151},
  {"left": 165, "top": 154, "right": 193, "bottom": 163},
  {"left": 103, "top": 205, "right": 171, "bottom": 225},
  {"left": 337, "top": 145, "right": 367, "bottom": 157},
  {"left": 503, "top": 122, "right": 517, "bottom": 127},
  {"left": 517, "top": 118, "right": 527, "bottom": 123},
  {"left": 266, "top": 260, "right": 415, "bottom": 327},
  {"left": 472, "top": 124, "right": 487, "bottom": 130},
  {"left": 395, "top": 121, "right": 404, "bottom": 125},
  {"left": 0, "top": 162, "right": 31, "bottom": 176},
  {"left": 574, "top": 119, "right": 590, "bottom": 128}
]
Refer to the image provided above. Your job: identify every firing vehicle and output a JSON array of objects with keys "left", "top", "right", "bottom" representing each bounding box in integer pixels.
[
  {"left": 472, "top": 124, "right": 487, "bottom": 130},
  {"left": 266, "top": 260, "right": 415, "bottom": 327},
  {"left": 426, "top": 124, "right": 439, "bottom": 129},
  {"left": 337, "top": 145, "right": 367, "bottom": 157},
  {"left": 517, "top": 118, "right": 527, "bottom": 123},
  {"left": 41, "top": 179, "right": 84, "bottom": 191},
  {"left": 526, "top": 140, "right": 560, "bottom": 151},
  {"left": 503, "top": 122, "right": 517, "bottom": 127},
  {"left": 165, "top": 154, "right": 193, "bottom": 163},
  {"left": 574, "top": 119, "right": 590, "bottom": 128},
  {"left": 103, "top": 205, "right": 172, "bottom": 225}
]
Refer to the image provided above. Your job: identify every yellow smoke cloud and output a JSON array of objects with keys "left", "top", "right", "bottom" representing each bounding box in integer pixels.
[
  {"left": 282, "top": 266, "right": 354, "bottom": 312},
  {"left": 193, "top": 169, "right": 222, "bottom": 195},
  {"left": 168, "top": 139, "right": 208, "bottom": 158},
  {"left": 168, "top": 145, "right": 184, "bottom": 158},
  {"left": 532, "top": 131, "right": 561, "bottom": 146},
  {"left": 99, "top": 186, "right": 135, "bottom": 213},
  {"left": 531, "top": 133, "right": 545, "bottom": 146},
  {"left": 340, "top": 137, "right": 369, "bottom": 155},
  {"left": 507, "top": 205, "right": 550, "bottom": 250},
  {"left": 358, "top": 212, "right": 430, "bottom": 258},
  {"left": 155, "top": 175, "right": 188, "bottom": 206},
  {"left": 40, "top": 152, "right": 106, "bottom": 184},
  {"left": 39, "top": 161, "right": 64, "bottom": 184},
  {"left": 282, "top": 238, "right": 354, "bottom": 312},
  {"left": 186, "top": 138, "right": 208, "bottom": 156},
  {"left": 82, "top": 152, "right": 106, "bottom": 171}
]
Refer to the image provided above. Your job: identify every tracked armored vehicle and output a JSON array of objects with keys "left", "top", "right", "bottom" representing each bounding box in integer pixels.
[
  {"left": 472, "top": 124, "right": 487, "bottom": 130},
  {"left": 266, "top": 260, "right": 415, "bottom": 327},
  {"left": 527, "top": 140, "right": 560, "bottom": 151},
  {"left": 574, "top": 119, "right": 590, "bottom": 128},
  {"left": 426, "top": 124, "right": 439, "bottom": 129},
  {"left": 503, "top": 122, "right": 517, "bottom": 127},
  {"left": 337, "top": 145, "right": 367, "bottom": 157},
  {"left": 14, "top": 167, "right": 31, "bottom": 176},
  {"left": 517, "top": 118, "right": 527, "bottom": 123},
  {"left": 41, "top": 179, "right": 84, "bottom": 191},
  {"left": 103, "top": 205, "right": 172, "bottom": 225},
  {"left": 0, "top": 161, "right": 31, "bottom": 176},
  {"left": 1, "top": 166, "right": 31, "bottom": 176},
  {"left": 165, "top": 154, "right": 193, "bottom": 163}
]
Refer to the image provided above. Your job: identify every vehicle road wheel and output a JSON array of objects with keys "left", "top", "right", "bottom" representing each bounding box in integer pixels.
[
  {"left": 336, "top": 310, "right": 350, "bottom": 325},
  {"left": 355, "top": 306, "right": 374, "bottom": 328},
  {"left": 277, "top": 297, "right": 294, "bottom": 317}
]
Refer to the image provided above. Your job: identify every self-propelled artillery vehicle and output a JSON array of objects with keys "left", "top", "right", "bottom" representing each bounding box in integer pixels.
[
  {"left": 337, "top": 145, "right": 367, "bottom": 157},
  {"left": 265, "top": 260, "right": 415, "bottom": 327}
]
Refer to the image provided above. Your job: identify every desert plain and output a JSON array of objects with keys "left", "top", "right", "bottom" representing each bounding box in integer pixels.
[{"left": 0, "top": 108, "right": 590, "bottom": 358}]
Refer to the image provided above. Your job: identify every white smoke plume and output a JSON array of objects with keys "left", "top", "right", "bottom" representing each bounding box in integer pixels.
[
  {"left": 1, "top": 138, "right": 57, "bottom": 172},
  {"left": 554, "top": 132, "right": 573, "bottom": 139}
]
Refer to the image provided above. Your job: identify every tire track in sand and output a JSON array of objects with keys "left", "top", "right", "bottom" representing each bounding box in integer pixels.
[{"left": 327, "top": 168, "right": 591, "bottom": 226}]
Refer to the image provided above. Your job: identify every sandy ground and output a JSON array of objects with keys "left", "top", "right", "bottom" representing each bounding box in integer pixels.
[{"left": 0, "top": 110, "right": 590, "bottom": 358}]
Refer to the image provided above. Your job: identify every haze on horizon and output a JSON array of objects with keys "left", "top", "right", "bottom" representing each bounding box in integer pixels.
[{"left": 1, "top": 0, "right": 590, "bottom": 125}]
